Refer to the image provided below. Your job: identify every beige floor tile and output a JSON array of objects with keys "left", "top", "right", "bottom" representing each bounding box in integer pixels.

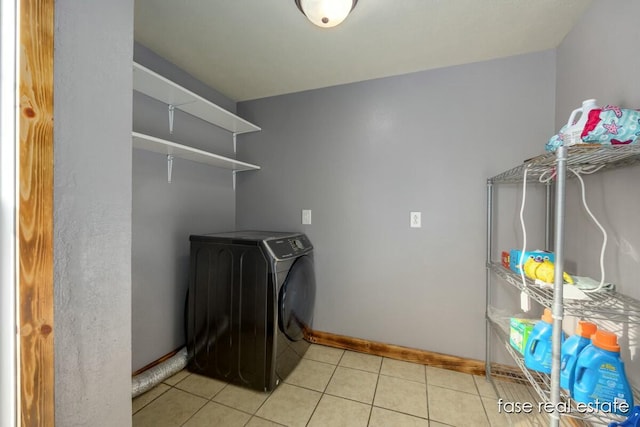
[
  {"left": 284, "top": 358, "right": 336, "bottom": 392},
  {"left": 183, "top": 401, "right": 251, "bottom": 426},
  {"left": 368, "top": 407, "right": 429, "bottom": 427},
  {"left": 374, "top": 374, "right": 428, "bottom": 418},
  {"left": 482, "top": 397, "right": 552, "bottom": 427},
  {"left": 380, "top": 358, "right": 426, "bottom": 383},
  {"left": 428, "top": 385, "right": 489, "bottom": 426},
  {"left": 426, "top": 366, "right": 477, "bottom": 394},
  {"left": 307, "top": 394, "right": 371, "bottom": 427},
  {"left": 474, "top": 375, "right": 498, "bottom": 398},
  {"left": 483, "top": 396, "right": 514, "bottom": 427},
  {"left": 339, "top": 350, "right": 382, "bottom": 373},
  {"left": 304, "top": 344, "right": 345, "bottom": 365},
  {"left": 492, "top": 379, "right": 551, "bottom": 425},
  {"left": 212, "top": 383, "right": 270, "bottom": 414},
  {"left": 174, "top": 373, "right": 227, "bottom": 399},
  {"left": 492, "top": 380, "right": 539, "bottom": 403},
  {"left": 255, "top": 383, "right": 322, "bottom": 427},
  {"left": 162, "top": 369, "right": 190, "bottom": 386},
  {"left": 132, "top": 383, "right": 170, "bottom": 414},
  {"left": 428, "top": 422, "right": 452, "bottom": 427},
  {"left": 483, "top": 396, "right": 559, "bottom": 427},
  {"left": 246, "top": 416, "right": 286, "bottom": 426},
  {"left": 132, "top": 388, "right": 207, "bottom": 427},
  {"left": 325, "top": 366, "right": 379, "bottom": 404}
]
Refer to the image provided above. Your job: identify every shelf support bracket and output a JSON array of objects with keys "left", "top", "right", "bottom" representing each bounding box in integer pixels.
[
  {"left": 232, "top": 134, "right": 238, "bottom": 190},
  {"left": 168, "top": 104, "right": 175, "bottom": 134},
  {"left": 167, "top": 154, "right": 174, "bottom": 183}
]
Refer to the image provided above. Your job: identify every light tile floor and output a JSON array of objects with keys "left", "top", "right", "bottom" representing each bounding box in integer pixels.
[{"left": 132, "top": 344, "right": 565, "bottom": 427}]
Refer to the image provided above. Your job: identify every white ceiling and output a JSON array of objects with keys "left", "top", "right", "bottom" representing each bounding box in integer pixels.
[{"left": 134, "top": 0, "right": 592, "bottom": 102}]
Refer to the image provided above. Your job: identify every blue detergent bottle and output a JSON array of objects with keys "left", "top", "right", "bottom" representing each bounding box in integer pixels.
[
  {"left": 573, "top": 330, "right": 634, "bottom": 415},
  {"left": 560, "top": 320, "right": 597, "bottom": 392},
  {"left": 524, "top": 308, "right": 561, "bottom": 374}
]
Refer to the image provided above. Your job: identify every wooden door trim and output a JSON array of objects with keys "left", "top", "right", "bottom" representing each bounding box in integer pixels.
[{"left": 19, "top": 0, "right": 55, "bottom": 424}]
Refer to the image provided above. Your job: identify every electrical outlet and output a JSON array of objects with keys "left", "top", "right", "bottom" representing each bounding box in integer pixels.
[
  {"left": 302, "top": 209, "right": 312, "bottom": 225},
  {"left": 410, "top": 212, "right": 421, "bottom": 228}
]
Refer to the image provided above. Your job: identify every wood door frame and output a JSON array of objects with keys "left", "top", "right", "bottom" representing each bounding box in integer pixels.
[{"left": 18, "top": 0, "right": 55, "bottom": 424}]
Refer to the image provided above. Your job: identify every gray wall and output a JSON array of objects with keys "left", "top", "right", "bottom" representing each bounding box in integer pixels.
[
  {"left": 54, "top": 0, "right": 133, "bottom": 425},
  {"left": 132, "top": 44, "right": 241, "bottom": 371},
  {"left": 236, "top": 51, "right": 557, "bottom": 360},
  {"left": 556, "top": 0, "right": 640, "bottom": 383}
]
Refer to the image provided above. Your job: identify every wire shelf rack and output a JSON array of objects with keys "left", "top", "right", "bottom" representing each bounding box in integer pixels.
[
  {"left": 487, "top": 314, "right": 638, "bottom": 426},
  {"left": 488, "top": 262, "right": 640, "bottom": 324},
  {"left": 485, "top": 368, "right": 584, "bottom": 427},
  {"left": 489, "top": 145, "right": 640, "bottom": 184}
]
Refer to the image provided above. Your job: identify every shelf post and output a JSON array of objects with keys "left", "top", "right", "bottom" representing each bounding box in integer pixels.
[
  {"left": 549, "top": 145, "right": 567, "bottom": 427},
  {"left": 485, "top": 179, "right": 494, "bottom": 381}
]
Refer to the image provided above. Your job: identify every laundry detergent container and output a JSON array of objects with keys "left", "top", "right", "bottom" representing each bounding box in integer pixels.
[
  {"left": 560, "top": 321, "right": 597, "bottom": 392},
  {"left": 524, "top": 308, "right": 560, "bottom": 374},
  {"left": 573, "top": 330, "right": 634, "bottom": 415}
]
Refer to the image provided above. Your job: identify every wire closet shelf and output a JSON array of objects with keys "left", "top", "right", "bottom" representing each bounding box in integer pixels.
[{"left": 489, "top": 144, "right": 640, "bottom": 184}]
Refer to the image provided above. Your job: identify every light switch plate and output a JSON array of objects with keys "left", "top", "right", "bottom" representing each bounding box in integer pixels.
[
  {"left": 410, "top": 212, "right": 421, "bottom": 228},
  {"left": 302, "top": 209, "right": 312, "bottom": 225}
]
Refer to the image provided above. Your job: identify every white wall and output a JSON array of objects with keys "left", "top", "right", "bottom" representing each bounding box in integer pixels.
[
  {"left": 556, "top": 0, "right": 640, "bottom": 385},
  {"left": 54, "top": 1, "right": 133, "bottom": 425},
  {"left": 237, "top": 50, "right": 557, "bottom": 360}
]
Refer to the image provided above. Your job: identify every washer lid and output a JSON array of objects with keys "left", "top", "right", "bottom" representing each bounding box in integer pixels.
[{"left": 190, "top": 230, "right": 299, "bottom": 243}]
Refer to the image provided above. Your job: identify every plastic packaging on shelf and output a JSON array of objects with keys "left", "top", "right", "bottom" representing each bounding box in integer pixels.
[
  {"left": 608, "top": 405, "right": 640, "bottom": 427},
  {"left": 546, "top": 99, "right": 640, "bottom": 151},
  {"left": 565, "top": 99, "right": 599, "bottom": 145},
  {"left": 546, "top": 99, "right": 599, "bottom": 151}
]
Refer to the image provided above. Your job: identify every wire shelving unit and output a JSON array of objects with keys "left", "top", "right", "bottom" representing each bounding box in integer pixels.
[{"left": 485, "top": 144, "right": 640, "bottom": 427}]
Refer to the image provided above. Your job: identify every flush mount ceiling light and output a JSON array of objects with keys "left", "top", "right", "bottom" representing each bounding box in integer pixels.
[{"left": 295, "top": 0, "right": 358, "bottom": 28}]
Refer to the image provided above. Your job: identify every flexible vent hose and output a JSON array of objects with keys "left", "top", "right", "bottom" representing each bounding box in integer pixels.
[{"left": 132, "top": 347, "right": 188, "bottom": 398}]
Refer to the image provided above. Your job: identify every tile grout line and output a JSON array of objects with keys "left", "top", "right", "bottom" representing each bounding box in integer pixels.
[
  {"left": 425, "top": 363, "right": 430, "bottom": 423},
  {"left": 132, "top": 384, "right": 170, "bottom": 415},
  {"left": 366, "top": 365, "right": 383, "bottom": 426},
  {"left": 473, "top": 376, "right": 496, "bottom": 426},
  {"left": 303, "top": 349, "right": 344, "bottom": 427},
  {"left": 132, "top": 372, "right": 195, "bottom": 416},
  {"left": 370, "top": 358, "right": 434, "bottom": 423},
  {"left": 177, "top": 378, "right": 230, "bottom": 427},
  {"left": 427, "top": 381, "right": 491, "bottom": 397}
]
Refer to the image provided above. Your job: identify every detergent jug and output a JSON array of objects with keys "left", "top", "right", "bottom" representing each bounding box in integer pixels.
[
  {"left": 524, "top": 308, "right": 560, "bottom": 374},
  {"left": 573, "top": 330, "right": 634, "bottom": 415},
  {"left": 564, "top": 99, "right": 598, "bottom": 146},
  {"left": 560, "top": 320, "right": 597, "bottom": 393}
]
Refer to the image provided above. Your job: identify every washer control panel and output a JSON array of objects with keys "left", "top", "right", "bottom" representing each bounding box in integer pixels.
[{"left": 264, "top": 234, "right": 313, "bottom": 260}]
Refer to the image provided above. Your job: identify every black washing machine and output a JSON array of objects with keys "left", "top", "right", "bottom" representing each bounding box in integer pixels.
[{"left": 186, "top": 231, "right": 315, "bottom": 392}]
